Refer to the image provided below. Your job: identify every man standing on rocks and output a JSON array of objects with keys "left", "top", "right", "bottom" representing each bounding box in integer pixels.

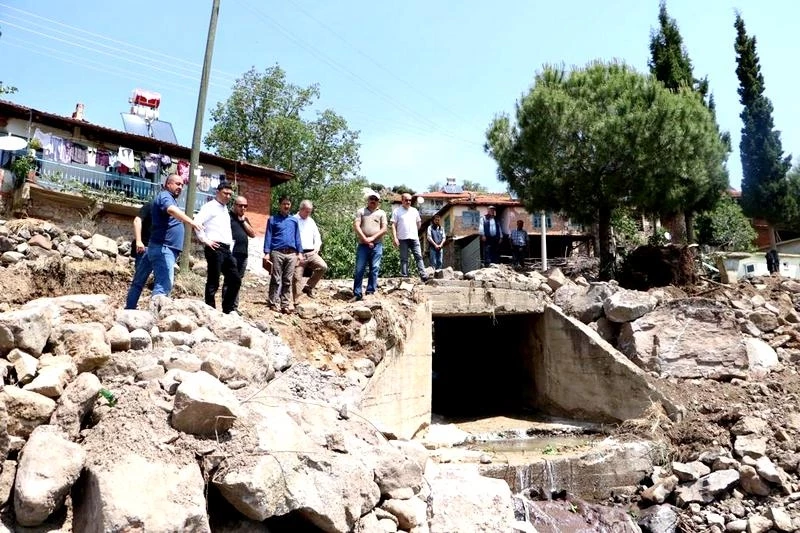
[
  {"left": 510, "top": 219, "right": 528, "bottom": 268},
  {"left": 292, "top": 199, "right": 327, "bottom": 301},
  {"left": 426, "top": 213, "right": 446, "bottom": 270},
  {"left": 353, "top": 192, "right": 387, "bottom": 301},
  {"left": 147, "top": 173, "right": 202, "bottom": 305},
  {"left": 391, "top": 193, "right": 428, "bottom": 282},
  {"left": 125, "top": 198, "right": 154, "bottom": 309},
  {"left": 263, "top": 196, "right": 303, "bottom": 314},
  {"left": 222, "top": 194, "right": 255, "bottom": 313},
  {"left": 194, "top": 182, "right": 241, "bottom": 314},
  {"left": 479, "top": 205, "right": 502, "bottom": 266}
]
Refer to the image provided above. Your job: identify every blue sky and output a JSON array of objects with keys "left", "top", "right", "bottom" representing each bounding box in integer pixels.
[{"left": 1, "top": 0, "right": 798, "bottom": 193}]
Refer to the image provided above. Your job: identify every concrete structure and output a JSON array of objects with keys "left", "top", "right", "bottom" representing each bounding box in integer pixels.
[
  {"left": 360, "top": 282, "right": 678, "bottom": 439},
  {"left": 717, "top": 251, "right": 800, "bottom": 283}
]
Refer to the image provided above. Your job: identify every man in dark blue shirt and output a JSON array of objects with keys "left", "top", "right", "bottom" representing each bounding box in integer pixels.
[
  {"left": 263, "top": 195, "right": 302, "bottom": 314},
  {"left": 146, "top": 174, "right": 202, "bottom": 305}
]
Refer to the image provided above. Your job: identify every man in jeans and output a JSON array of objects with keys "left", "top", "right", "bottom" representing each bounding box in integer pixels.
[
  {"left": 147, "top": 173, "right": 202, "bottom": 306},
  {"left": 263, "top": 196, "right": 303, "bottom": 314},
  {"left": 426, "top": 214, "right": 446, "bottom": 270},
  {"left": 391, "top": 193, "right": 428, "bottom": 282},
  {"left": 194, "top": 182, "right": 241, "bottom": 314},
  {"left": 352, "top": 192, "right": 387, "bottom": 301},
  {"left": 125, "top": 199, "right": 153, "bottom": 309}
]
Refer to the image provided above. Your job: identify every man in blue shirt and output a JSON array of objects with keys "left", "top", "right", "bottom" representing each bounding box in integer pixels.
[
  {"left": 125, "top": 199, "right": 154, "bottom": 309},
  {"left": 478, "top": 205, "right": 503, "bottom": 266},
  {"left": 147, "top": 174, "right": 202, "bottom": 306},
  {"left": 263, "top": 195, "right": 303, "bottom": 314}
]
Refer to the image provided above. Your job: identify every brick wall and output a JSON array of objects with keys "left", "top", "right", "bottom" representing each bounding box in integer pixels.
[{"left": 228, "top": 171, "right": 271, "bottom": 236}]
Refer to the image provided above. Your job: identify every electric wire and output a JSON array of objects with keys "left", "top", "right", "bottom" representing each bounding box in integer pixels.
[{"left": 0, "top": 2, "right": 240, "bottom": 83}]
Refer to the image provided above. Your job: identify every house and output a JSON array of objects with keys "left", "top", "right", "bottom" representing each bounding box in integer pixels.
[
  {"left": 410, "top": 179, "right": 592, "bottom": 272},
  {"left": 0, "top": 99, "right": 291, "bottom": 241}
]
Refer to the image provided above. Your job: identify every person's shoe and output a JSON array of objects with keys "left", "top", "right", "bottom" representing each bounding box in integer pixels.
[
  {"left": 302, "top": 286, "right": 315, "bottom": 298},
  {"left": 349, "top": 295, "right": 363, "bottom": 302},
  {"left": 281, "top": 307, "right": 294, "bottom": 315}
]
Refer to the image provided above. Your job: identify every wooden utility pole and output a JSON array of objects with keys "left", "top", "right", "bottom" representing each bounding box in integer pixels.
[{"left": 181, "top": 0, "right": 221, "bottom": 272}]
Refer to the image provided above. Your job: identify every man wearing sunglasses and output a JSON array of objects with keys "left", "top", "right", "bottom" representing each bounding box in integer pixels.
[
  {"left": 222, "top": 194, "right": 255, "bottom": 313},
  {"left": 391, "top": 193, "right": 428, "bottom": 282}
]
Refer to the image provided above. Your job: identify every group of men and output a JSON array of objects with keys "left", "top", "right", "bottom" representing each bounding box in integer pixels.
[
  {"left": 479, "top": 205, "right": 529, "bottom": 268},
  {"left": 125, "top": 176, "right": 528, "bottom": 312}
]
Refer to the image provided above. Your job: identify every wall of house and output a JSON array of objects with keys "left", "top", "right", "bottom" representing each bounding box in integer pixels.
[{"left": 228, "top": 170, "right": 271, "bottom": 236}]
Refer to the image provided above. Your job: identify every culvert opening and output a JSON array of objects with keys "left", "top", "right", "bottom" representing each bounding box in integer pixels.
[{"left": 432, "top": 314, "right": 542, "bottom": 420}]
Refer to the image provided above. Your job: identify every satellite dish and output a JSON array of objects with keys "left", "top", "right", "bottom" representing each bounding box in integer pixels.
[{"left": 0, "top": 135, "right": 27, "bottom": 151}]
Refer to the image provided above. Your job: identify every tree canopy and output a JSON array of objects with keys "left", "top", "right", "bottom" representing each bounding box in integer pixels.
[
  {"left": 734, "top": 14, "right": 794, "bottom": 241},
  {"left": 485, "top": 61, "right": 728, "bottom": 278},
  {"left": 204, "top": 65, "right": 361, "bottom": 192},
  {"left": 648, "top": 1, "right": 729, "bottom": 242},
  {"left": 461, "top": 180, "right": 489, "bottom": 193}
]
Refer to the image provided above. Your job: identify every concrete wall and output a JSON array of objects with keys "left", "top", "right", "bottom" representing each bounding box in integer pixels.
[
  {"left": 359, "top": 301, "right": 432, "bottom": 439},
  {"left": 534, "top": 305, "right": 678, "bottom": 422},
  {"left": 425, "top": 281, "right": 548, "bottom": 317}
]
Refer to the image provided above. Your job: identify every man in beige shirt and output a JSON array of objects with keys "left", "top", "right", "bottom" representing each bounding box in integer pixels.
[{"left": 352, "top": 192, "right": 387, "bottom": 301}]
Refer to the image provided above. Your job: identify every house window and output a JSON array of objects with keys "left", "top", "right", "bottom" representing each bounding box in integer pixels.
[
  {"left": 532, "top": 212, "right": 552, "bottom": 229},
  {"left": 462, "top": 210, "right": 480, "bottom": 229}
]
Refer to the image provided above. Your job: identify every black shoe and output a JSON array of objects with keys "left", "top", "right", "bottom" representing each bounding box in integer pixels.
[
  {"left": 302, "top": 286, "right": 315, "bottom": 298},
  {"left": 350, "top": 295, "right": 363, "bottom": 302}
]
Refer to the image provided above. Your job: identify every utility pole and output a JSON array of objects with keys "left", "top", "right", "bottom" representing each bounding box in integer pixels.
[
  {"left": 181, "top": 0, "right": 221, "bottom": 272},
  {"left": 540, "top": 211, "right": 548, "bottom": 271}
]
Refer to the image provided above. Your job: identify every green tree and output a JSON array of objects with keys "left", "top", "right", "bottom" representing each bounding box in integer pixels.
[
  {"left": 426, "top": 181, "right": 443, "bottom": 193},
  {"left": 205, "top": 65, "right": 360, "bottom": 191},
  {"left": 734, "top": 14, "right": 794, "bottom": 247},
  {"left": 485, "top": 61, "right": 728, "bottom": 278},
  {"left": 696, "top": 195, "right": 757, "bottom": 251},
  {"left": 461, "top": 180, "right": 488, "bottom": 192},
  {"left": 649, "top": 2, "right": 729, "bottom": 243},
  {"left": 205, "top": 65, "right": 368, "bottom": 279},
  {"left": 391, "top": 184, "right": 415, "bottom": 195}
]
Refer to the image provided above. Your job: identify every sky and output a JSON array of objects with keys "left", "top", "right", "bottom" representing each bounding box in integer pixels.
[{"left": 1, "top": 0, "right": 799, "bottom": 194}]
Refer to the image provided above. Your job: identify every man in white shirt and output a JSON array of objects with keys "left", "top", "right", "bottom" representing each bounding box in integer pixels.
[
  {"left": 391, "top": 193, "right": 428, "bottom": 282},
  {"left": 194, "top": 181, "right": 241, "bottom": 314},
  {"left": 292, "top": 199, "right": 328, "bottom": 301},
  {"left": 478, "top": 205, "right": 503, "bottom": 266}
]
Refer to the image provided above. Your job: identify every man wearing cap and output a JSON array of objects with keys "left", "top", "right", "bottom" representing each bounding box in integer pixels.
[
  {"left": 194, "top": 181, "right": 241, "bottom": 314},
  {"left": 391, "top": 193, "right": 428, "bottom": 282},
  {"left": 353, "top": 192, "right": 388, "bottom": 301},
  {"left": 264, "top": 196, "right": 303, "bottom": 314},
  {"left": 292, "top": 199, "right": 327, "bottom": 301},
  {"left": 479, "top": 205, "right": 502, "bottom": 266}
]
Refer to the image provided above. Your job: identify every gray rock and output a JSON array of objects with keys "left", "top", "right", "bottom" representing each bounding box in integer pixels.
[
  {"left": 603, "top": 289, "right": 657, "bottom": 323},
  {"left": 49, "top": 372, "right": 102, "bottom": 439},
  {"left": 105, "top": 324, "right": 131, "bottom": 352},
  {"left": 23, "top": 355, "right": 76, "bottom": 398},
  {"left": 745, "top": 338, "right": 779, "bottom": 375},
  {"left": 171, "top": 371, "right": 240, "bottom": 436},
  {"left": 746, "top": 515, "right": 772, "bottom": 533},
  {"left": 129, "top": 328, "right": 152, "bottom": 351},
  {"left": 427, "top": 466, "right": 515, "bottom": 533},
  {"left": 14, "top": 425, "right": 86, "bottom": 526},
  {"left": 738, "top": 465, "right": 770, "bottom": 496},
  {"left": 672, "top": 461, "right": 710, "bottom": 482},
  {"left": 7, "top": 348, "right": 38, "bottom": 384},
  {"left": 748, "top": 311, "right": 778, "bottom": 333},
  {"left": 73, "top": 454, "right": 210, "bottom": 532},
  {"left": 89, "top": 234, "right": 118, "bottom": 257},
  {"left": 0, "top": 305, "right": 54, "bottom": 357},
  {"left": 1, "top": 386, "right": 56, "bottom": 438},
  {"left": 51, "top": 322, "right": 110, "bottom": 372},
  {"left": 381, "top": 498, "right": 427, "bottom": 530},
  {"left": 733, "top": 435, "right": 767, "bottom": 458},
  {"left": 730, "top": 416, "right": 768, "bottom": 436},
  {"left": 754, "top": 456, "right": 781, "bottom": 483},
  {"left": 0, "top": 460, "right": 17, "bottom": 506},
  {"left": 674, "top": 469, "right": 739, "bottom": 505},
  {"left": 372, "top": 446, "right": 424, "bottom": 497},
  {"left": 0, "top": 251, "right": 24, "bottom": 264},
  {"left": 115, "top": 309, "right": 156, "bottom": 332},
  {"left": 637, "top": 504, "right": 679, "bottom": 533}
]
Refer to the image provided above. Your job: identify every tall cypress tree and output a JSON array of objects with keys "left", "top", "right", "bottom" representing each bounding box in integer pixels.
[
  {"left": 649, "top": 2, "right": 728, "bottom": 243},
  {"left": 734, "top": 14, "right": 793, "bottom": 246}
]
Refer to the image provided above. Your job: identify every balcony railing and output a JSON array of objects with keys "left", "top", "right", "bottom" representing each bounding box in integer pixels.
[{"left": 35, "top": 158, "right": 213, "bottom": 213}]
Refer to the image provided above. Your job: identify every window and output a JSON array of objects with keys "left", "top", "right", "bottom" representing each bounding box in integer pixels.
[
  {"left": 532, "top": 212, "right": 552, "bottom": 229},
  {"left": 462, "top": 210, "right": 480, "bottom": 229}
]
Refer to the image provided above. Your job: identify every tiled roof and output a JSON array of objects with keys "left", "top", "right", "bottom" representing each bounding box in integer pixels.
[{"left": 0, "top": 99, "right": 292, "bottom": 182}]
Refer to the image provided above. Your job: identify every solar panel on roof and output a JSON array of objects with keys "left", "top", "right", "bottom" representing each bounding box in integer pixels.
[
  {"left": 120, "top": 113, "right": 149, "bottom": 137},
  {"left": 150, "top": 120, "right": 178, "bottom": 144},
  {"left": 442, "top": 183, "right": 463, "bottom": 194}
]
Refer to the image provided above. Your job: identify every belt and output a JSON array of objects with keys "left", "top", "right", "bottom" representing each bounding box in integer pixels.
[
  {"left": 303, "top": 249, "right": 314, "bottom": 253},
  {"left": 274, "top": 247, "right": 297, "bottom": 254}
]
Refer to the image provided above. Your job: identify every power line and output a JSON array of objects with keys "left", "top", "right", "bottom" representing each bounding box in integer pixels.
[
  {"left": 0, "top": 19, "right": 232, "bottom": 91},
  {"left": 0, "top": 2, "right": 240, "bottom": 83},
  {"left": 234, "top": 0, "right": 481, "bottom": 148},
  {"left": 286, "top": 0, "right": 473, "bottom": 127}
]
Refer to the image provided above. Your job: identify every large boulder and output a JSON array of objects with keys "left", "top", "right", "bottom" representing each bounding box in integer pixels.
[
  {"left": 14, "top": 425, "right": 86, "bottom": 526},
  {"left": 73, "top": 454, "right": 210, "bottom": 532},
  {"left": 427, "top": 465, "right": 515, "bottom": 533},
  {"left": 171, "top": 371, "right": 240, "bottom": 436},
  {"left": 25, "top": 294, "right": 115, "bottom": 330},
  {"left": 618, "top": 298, "right": 748, "bottom": 380},
  {"left": 49, "top": 372, "right": 102, "bottom": 439},
  {"left": 1, "top": 386, "right": 56, "bottom": 438},
  {"left": 0, "top": 306, "right": 54, "bottom": 357},
  {"left": 192, "top": 341, "right": 274, "bottom": 384},
  {"left": 603, "top": 289, "right": 658, "bottom": 323},
  {"left": 51, "top": 322, "right": 110, "bottom": 372},
  {"left": 554, "top": 282, "right": 617, "bottom": 323}
]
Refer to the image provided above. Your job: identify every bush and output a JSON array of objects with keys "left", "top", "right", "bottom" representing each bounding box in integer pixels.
[{"left": 696, "top": 196, "right": 757, "bottom": 251}]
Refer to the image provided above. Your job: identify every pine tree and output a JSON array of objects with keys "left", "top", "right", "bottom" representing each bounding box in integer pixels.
[
  {"left": 649, "top": 2, "right": 728, "bottom": 243},
  {"left": 734, "top": 14, "right": 793, "bottom": 247}
]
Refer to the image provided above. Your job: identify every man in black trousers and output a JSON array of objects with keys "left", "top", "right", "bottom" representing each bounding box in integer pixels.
[{"left": 194, "top": 182, "right": 241, "bottom": 314}]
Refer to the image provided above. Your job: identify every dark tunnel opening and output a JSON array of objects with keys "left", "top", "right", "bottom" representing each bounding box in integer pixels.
[{"left": 431, "top": 314, "right": 541, "bottom": 420}]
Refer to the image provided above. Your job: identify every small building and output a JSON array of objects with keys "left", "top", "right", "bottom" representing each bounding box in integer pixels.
[{"left": 0, "top": 99, "right": 291, "bottom": 240}]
